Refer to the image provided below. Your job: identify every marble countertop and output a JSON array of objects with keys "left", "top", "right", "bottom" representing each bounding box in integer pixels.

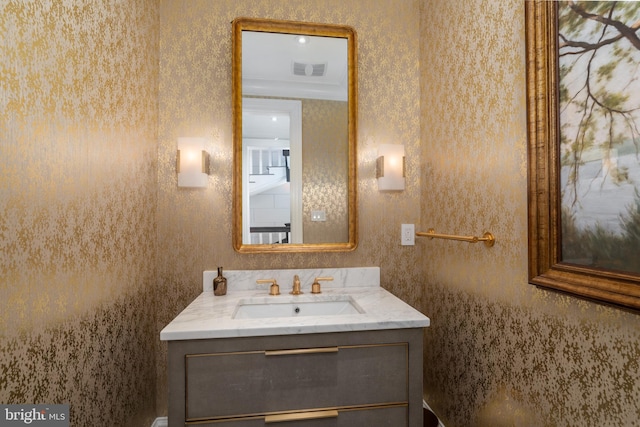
[{"left": 160, "top": 286, "right": 430, "bottom": 341}]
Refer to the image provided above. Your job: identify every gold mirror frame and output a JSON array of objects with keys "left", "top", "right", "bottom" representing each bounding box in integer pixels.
[
  {"left": 526, "top": 1, "right": 640, "bottom": 310},
  {"left": 232, "top": 17, "right": 358, "bottom": 253}
]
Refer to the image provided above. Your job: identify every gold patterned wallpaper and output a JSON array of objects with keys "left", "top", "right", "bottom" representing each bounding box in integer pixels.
[
  {"left": 1, "top": 1, "right": 159, "bottom": 426},
  {"left": 421, "top": 0, "right": 640, "bottom": 426},
  {"left": 301, "top": 99, "right": 349, "bottom": 243}
]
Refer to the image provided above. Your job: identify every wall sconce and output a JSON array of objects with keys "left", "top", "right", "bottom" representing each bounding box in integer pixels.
[
  {"left": 177, "top": 137, "right": 209, "bottom": 188},
  {"left": 376, "top": 144, "right": 405, "bottom": 191}
]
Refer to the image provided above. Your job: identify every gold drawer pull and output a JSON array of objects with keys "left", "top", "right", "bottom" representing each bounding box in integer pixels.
[
  {"left": 265, "top": 347, "right": 339, "bottom": 356},
  {"left": 265, "top": 410, "right": 339, "bottom": 423}
]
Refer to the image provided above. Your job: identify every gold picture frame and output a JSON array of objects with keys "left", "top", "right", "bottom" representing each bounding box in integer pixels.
[{"left": 526, "top": 1, "right": 640, "bottom": 310}]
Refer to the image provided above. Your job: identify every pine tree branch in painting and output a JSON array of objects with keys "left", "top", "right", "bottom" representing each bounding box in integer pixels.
[{"left": 558, "top": 1, "right": 640, "bottom": 207}]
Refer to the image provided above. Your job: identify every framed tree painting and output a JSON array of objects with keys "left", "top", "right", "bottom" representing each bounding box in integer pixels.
[{"left": 526, "top": 1, "right": 640, "bottom": 310}]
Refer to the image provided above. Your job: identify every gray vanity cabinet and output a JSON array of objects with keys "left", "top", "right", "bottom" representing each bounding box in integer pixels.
[{"left": 167, "top": 328, "right": 423, "bottom": 426}]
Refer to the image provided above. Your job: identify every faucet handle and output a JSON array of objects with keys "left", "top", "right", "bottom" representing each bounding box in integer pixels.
[
  {"left": 311, "top": 276, "right": 333, "bottom": 294},
  {"left": 256, "top": 279, "right": 280, "bottom": 296}
]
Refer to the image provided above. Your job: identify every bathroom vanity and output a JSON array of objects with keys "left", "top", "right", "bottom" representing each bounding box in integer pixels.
[{"left": 161, "top": 268, "right": 430, "bottom": 427}]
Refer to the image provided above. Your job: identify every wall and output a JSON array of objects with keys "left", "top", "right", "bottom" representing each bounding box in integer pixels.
[
  {"left": 420, "top": 1, "right": 640, "bottom": 426},
  {"left": 156, "top": 0, "right": 423, "bottom": 415},
  {"left": 301, "top": 99, "right": 349, "bottom": 243},
  {"left": 0, "top": 1, "right": 159, "bottom": 426}
]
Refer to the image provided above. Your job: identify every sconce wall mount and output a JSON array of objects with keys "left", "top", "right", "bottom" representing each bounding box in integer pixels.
[
  {"left": 177, "top": 137, "right": 209, "bottom": 188},
  {"left": 376, "top": 144, "right": 405, "bottom": 191}
]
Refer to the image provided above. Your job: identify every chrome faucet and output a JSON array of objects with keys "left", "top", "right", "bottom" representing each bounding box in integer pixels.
[{"left": 290, "top": 275, "right": 303, "bottom": 295}]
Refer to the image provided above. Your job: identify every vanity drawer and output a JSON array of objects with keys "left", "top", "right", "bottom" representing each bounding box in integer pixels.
[
  {"left": 185, "top": 343, "right": 408, "bottom": 421},
  {"left": 188, "top": 405, "right": 408, "bottom": 426}
]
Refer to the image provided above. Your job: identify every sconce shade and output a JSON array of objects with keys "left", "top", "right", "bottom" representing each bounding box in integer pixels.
[
  {"left": 376, "top": 144, "right": 405, "bottom": 191},
  {"left": 177, "top": 137, "right": 209, "bottom": 188}
]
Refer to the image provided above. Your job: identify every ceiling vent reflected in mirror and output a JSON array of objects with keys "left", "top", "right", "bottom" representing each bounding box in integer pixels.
[
  {"left": 241, "top": 27, "right": 348, "bottom": 102},
  {"left": 292, "top": 62, "right": 327, "bottom": 77}
]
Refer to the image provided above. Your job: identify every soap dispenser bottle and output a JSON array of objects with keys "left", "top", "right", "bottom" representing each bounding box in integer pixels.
[{"left": 213, "top": 267, "right": 227, "bottom": 296}]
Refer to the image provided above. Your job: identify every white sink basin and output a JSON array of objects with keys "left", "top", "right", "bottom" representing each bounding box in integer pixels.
[{"left": 233, "top": 297, "right": 364, "bottom": 319}]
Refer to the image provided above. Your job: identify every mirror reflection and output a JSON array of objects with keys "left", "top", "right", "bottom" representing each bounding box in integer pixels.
[{"left": 232, "top": 18, "right": 357, "bottom": 253}]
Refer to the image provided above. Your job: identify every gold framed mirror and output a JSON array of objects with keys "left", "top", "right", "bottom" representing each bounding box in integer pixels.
[{"left": 232, "top": 18, "right": 358, "bottom": 253}]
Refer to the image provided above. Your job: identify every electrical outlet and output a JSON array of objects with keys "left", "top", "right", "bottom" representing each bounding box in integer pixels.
[{"left": 401, "top": 224, "right": 415, "bottom": 246}]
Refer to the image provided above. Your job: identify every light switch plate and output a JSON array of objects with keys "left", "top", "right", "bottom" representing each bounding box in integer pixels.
[
  {"left": 311, "top": 210, "right": 326, "bottom": 221},
  {"left": 401, "top": 224, "right": 415, "bottom": 246}
]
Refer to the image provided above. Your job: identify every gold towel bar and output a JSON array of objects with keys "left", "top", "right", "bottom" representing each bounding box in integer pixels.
[{"left": 416, "top": 228, "right": 495, "bottom": 247}]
